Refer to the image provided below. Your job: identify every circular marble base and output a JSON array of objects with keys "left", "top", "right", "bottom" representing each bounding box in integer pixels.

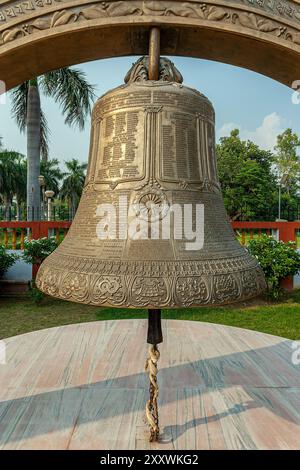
[{"left": 0, "top": 320, "right": 300, "bottom": 450}]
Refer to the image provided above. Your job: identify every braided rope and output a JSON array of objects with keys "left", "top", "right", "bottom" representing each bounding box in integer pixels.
[{"left": 145, "top": 344, "right": 160, "bottom": 442}]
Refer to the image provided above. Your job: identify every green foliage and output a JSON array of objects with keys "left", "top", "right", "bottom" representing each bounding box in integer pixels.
[
  {"left": 40, "top": 68, "right": 95, "bottom": 130},
  {"left": 0, "top": 245, "right": 18, "bottom": 277},
  {"left": 217, "top": 129, "right": 277, "bottom": 220},
  {"left": 11, "top": 67, "right": 95, "bottom": 161},
  {"left": 40, "top": 158, "right": 62, "bottom": 195},
  {"left": 60, "top": 158, "right": 87, "bottom": 216},
  {"left": 0, "top": 149, "right": 26, "bottom": 203},
  {"left": 22, "top": 236, "right": 58, "bottom": 265},
  {"left": 247, "top": 235, "right": 300, "bottom": 299},
  {"left": 274, "top": 128, "right": 300, "bottom": 193},
  {"left": 0, "top": 144, "right": 26, "bottom": 220}
]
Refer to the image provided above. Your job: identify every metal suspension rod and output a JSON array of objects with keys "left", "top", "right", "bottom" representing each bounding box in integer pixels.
[
  {"left": 145, "top": 309, "right": 163, "bottom": 442},
  {"left": 148, "top": 27, "right": 160, "bottom": 81},
  {"left": 145, "top": 28, "right": 162, "bottom": 443}
]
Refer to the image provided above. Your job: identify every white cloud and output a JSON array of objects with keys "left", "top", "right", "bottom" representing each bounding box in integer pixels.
[
  {"left": 218, "top": 122, "right": 237, "bottom": 136},
  {"left": 217, "top": 112, "right": 287, "bottom": 150}
]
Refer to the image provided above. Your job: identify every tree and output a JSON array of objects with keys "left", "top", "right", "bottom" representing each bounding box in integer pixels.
[
  {"left": 11, "top": 68, "right": 95, "bottom": 221},
  {"left": 40, "top": 158, "right": 62, "bottom": 196},
  {"left": 60, "top": 159, "right": 87, "bottom": 219},
  {"left": 216, "top": 129, "right": 277, "bottom": 220},
  {"left": 274, "top": 128, "right": 300, "bottom": 193},
  {"left": 0, "top": 148, "right": 26, "bottom": 220}
]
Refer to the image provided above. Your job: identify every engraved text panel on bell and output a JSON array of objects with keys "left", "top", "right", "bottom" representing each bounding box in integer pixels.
[
  {"left": 95, "top": 109, "right": 145, "bottom": 184},
  {"left": 160, "top": 110, "right": 200, "bottom": 183}
]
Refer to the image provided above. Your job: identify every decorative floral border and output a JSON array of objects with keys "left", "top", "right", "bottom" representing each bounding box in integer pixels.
[
  {"left": 36, "top": 250, "right": 266, "bottom": 308},
  {"left": 1, "top": 0, "right": 300, "bottom": 47},
  {"left": 36, "top": 255, "right": 266, "bottom": 307}
]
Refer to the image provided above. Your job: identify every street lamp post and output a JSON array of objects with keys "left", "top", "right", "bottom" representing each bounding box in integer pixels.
[
  {"left": 278, "top": 183, "right": 281, "bottom": 220},
  {"left": 277, "top": 173, "right": 289, "bottom": 221},
  {"left": 45, "top": 190, "right": 55, "bottom": 222},
  {"left": 38, "top": 175, "right": 46, "bottom": 220}
]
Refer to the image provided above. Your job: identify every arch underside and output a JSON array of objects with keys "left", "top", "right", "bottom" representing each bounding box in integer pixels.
[{"left": 1, "top": 0, "right": 300, "bottom": 89}]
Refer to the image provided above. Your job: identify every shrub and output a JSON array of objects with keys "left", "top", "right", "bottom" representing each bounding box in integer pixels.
[
  {"left": 247, "top": 235, "right": 300, "bottom": 300},
  {"left": 28, "top": 279, "right": 45, "bottom": 304},
  {"left": 22, "top": 237, "right": 58, "bottom": 265},
  {"left": 22, "top": 237, "right": 58, "bottom": 303},
  {"left": 0, "top": 245, "right": 18, "bottom": 278}
]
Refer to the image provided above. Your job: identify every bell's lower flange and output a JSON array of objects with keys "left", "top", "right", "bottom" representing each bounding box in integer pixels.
[{"left": 36, "top": 254, "right": 266, "bottom": 309}]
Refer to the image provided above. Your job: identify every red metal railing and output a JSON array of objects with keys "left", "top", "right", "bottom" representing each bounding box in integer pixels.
[
  {"left": 0, "top": 221, "right": 71, "bottom": 249},
  {"left": 1, "top": 220, "right": 300, "bottom": 289},
  {"left": 0, "top": 222, "right": 71, "bottom": 280},
  {"left": 231, "top": 221, "right": 300, "bottom": 245},
  {"left": 2, "top": 221, "right": 299, "bottom": 245}
]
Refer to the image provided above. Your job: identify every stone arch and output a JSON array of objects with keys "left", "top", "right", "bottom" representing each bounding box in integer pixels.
[{"left": 1, "top": 0, "right": 300, "bottom": 90}]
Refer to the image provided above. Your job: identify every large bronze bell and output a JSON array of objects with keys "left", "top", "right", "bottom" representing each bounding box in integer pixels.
[
  {"left": 36, "top": 57, "right": 265, "bottom": 308},
  {"left": 36, "top": 51, "right": 266, "bottom": 443}
]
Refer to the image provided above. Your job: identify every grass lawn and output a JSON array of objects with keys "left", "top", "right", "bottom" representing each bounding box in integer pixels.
[{"left": 1, "top": 290, "right": 300, "bottom": 340}]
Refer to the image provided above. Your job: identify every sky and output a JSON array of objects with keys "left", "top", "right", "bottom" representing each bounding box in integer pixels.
[{"left": 0, "top": 55, "right": 299, "bottom": 168}]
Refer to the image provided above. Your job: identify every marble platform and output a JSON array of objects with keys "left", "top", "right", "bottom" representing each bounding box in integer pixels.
[{"left": 0, "top": 319, "right": 300, "bottom": 450}]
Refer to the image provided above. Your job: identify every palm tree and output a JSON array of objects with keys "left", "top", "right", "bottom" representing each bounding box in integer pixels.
[
  {"left": 60, "top": 159, "right": 87, "bottom": 219},
  {"left": 40, "top": 158, "right": 62, "bottom": 196},
  {"left": 0, "top": 149, "right": 26, "bottom": 220},
  {"left": 11, "top": 68, "right": 95, "bottom": 221}
]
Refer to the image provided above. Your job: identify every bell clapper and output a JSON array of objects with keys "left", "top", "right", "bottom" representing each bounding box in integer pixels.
[{"left": 146, "top": 309, "right": 163, "bottom": 442}]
